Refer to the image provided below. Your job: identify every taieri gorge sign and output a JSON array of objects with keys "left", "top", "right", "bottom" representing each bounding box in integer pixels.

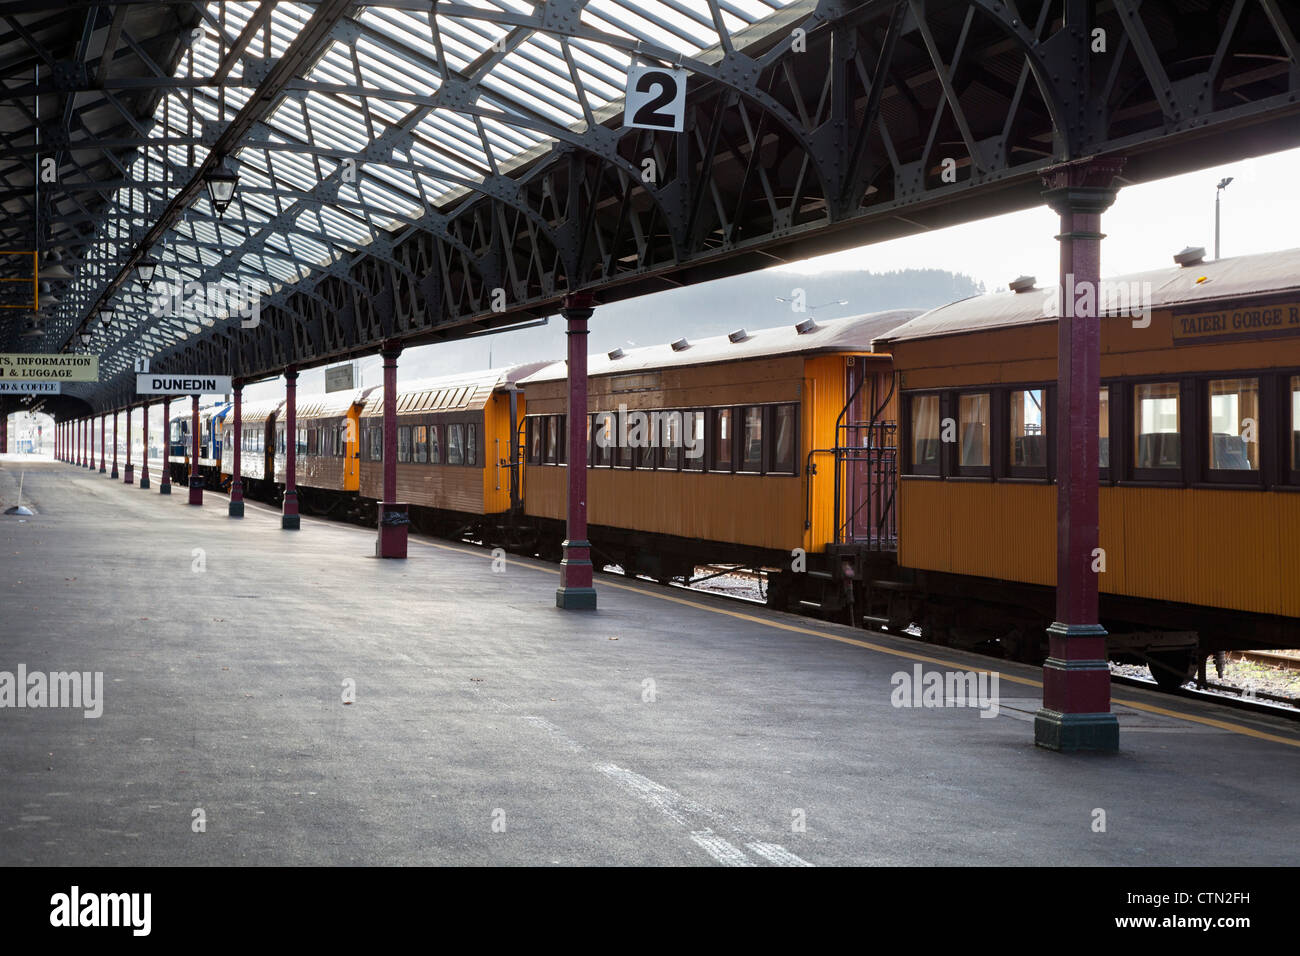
[{"left": 135, "top": 374, "right": 233, "bottom": 395}]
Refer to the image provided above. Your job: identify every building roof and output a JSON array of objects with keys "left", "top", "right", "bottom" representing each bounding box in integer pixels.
[
  {"left": 238, "top": 397, "right": 286, "bottom": 425},
  {"left": 874, "top": 247, "right": 1300, "bottom": 345},
  {"left": 520, "top": 309, "right": 922, "bottom": 385}
]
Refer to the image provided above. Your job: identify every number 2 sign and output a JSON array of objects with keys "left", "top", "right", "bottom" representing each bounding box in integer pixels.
[{"left": 624, "top": 64, "right": 687, "bottom": 132}]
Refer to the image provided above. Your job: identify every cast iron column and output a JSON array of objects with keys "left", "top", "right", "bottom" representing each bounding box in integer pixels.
[
  {"left": 159, "top": 400, "right": 172, "bottom": 495},
  {"left": 76, "top": 418, "right": 82, "bottom": 466},
  {"left": 376, "top": 342, "right": 408, "bottom": 557},
  {"left": 138, "top": 400, "right": 150, "bottom": 490},
  {"left": 556, "top": 292, "right": 597, "bottom": 610},
  {"left": 1035, "top": 156, "right": 1125, "bottom": 753},
  {"left": 124, "top": 405, "right": 135, "bottom": 484},
  {"left": 110, "top": 411, "right": 118, "bottom": 478},
  {"left": 83, "top": 416, "right": 90, "bottom": 467},
  {"left": 229, "top": 382, "right": 244, "bottom": 518},
  {"left": 188, "top": 395, "right": 202, "bottom": 505},
  {"left": 282, "top": 367, "right": 300, "bottom": 529},
  {"left": 99, "top": 415, "right": 105, "bottom": 472}
]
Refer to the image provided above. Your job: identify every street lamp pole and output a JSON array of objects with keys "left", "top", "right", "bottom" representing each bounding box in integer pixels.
[{"left": 1215, "top": 177, "right": 1233, "bottom": 260}]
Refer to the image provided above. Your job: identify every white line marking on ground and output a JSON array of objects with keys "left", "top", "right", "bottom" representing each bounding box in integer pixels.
[{"left": 745, "top": 841, "right": 814, "bottom": 867}]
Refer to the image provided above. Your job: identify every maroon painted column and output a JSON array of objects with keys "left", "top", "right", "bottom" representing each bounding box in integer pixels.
[
  {"left": 375, "top": 342, "right": 408, "bottom": 558},
  {"left": 86, "top": 415, "right": 93, "bottom": 468},
  {"left": 282, "top": 367, "right": 300, "bottom": 530},
  {"left": 110, "top": 411, "right": 119, "bottom": 478},
  {"left": 138, "top": 400, "right": 151, "bottom": 490},
  {"left": 188, "top": 395, "right": 202, "bottom": 505},
  {"left": 159, "top": 400, "right": 172, "bottom": 495},
  {"left": 556, "top": 293, "right": 597, "bottom": 609},
  {"left": 229, "top": 383, "right": 244, "bottom": 518},
  {"left": 76, "top": 418, "right": 82, "bottom": 466},
  {"left": 1035, "top": 157, "right": 1125, "bottom": 753},
  {"left": 82, "top": 418, "right": 89, "bottom": 467},
  {"left": 99, "top": 415, "right": 106, "bottom": 472},
  {"left": 0, "top": 412, "right": 6, "bottom": 456},
  {"left": 123, "top": 404, "right": 135, "bottom": 484}
]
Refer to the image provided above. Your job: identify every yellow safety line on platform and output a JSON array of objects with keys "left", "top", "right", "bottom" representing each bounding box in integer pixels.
[{"left": 413, "top": 535, "right": 1300, "bottom": 750}]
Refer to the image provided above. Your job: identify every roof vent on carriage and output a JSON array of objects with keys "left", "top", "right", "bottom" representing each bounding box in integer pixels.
[
  {"left": 1008, "top": 275, "right": 1036, "bottom": 293},
  {"left": 607, "top": 347, "right": 625, "bottom": 360},
  {"left": 1174, "top": 246, "right": 1207, "bottom": 267},
  {"left": 670, "top": 337, "right": 690, "bottom": 352},
  {"left": 794, "top": 318, "right": 818, "bottom": 335},
  {"left": 728, "top": 328, "right": 750, "bottom": 343}
]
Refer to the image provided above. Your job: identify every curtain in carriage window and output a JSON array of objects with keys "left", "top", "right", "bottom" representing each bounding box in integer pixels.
[{"left": 909, "top": 394, "right": 940, "bottom": 470}]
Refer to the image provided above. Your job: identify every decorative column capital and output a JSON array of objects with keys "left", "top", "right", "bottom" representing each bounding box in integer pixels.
[
  {"left": 561, "top": 291, "right": 595, "bottom": 321},
  {"left": 284, "top": 365, "right": 299, "bottom": 383},
  {"left": 1041, "top": 156, "right": 1126, "bottom": 216}
]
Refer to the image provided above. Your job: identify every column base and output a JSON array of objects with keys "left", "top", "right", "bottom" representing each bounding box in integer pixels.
[
  {"left": 556, "top": 539, "right": 597, "bottom": 609},
  {"left": 110, "top": 466, "right": 119, "bottom": 479},
  {"left": 139, "top": 472, "right": 150, "bottom": 490},
  {"left": 1034, "top": 709, "right": 1120, "bottom": 752},
  {"left": 376, "top": 503, "right": 408, "bottom": 558},
  {"left": 159, "top": 481, "right": 171, "bottom": 495},
  {"left": 281, "top": 512, "right": 300, "bottom": 530},
  {"left": 98, "top": 465, "right": 105, "bottom": 474},
  {"left": 229, "top": 498, "right": 243, "bottom": 517},
  {"left": 282, "top": 489, "right": 300, "bottom": 530},
  {"left": 188, "top": 475, "right": 203, "bottom": 506},
  {"left": 123, "top": 464, "right": 134, "bottom": 485},
  {"left": 555, "top": 586, "right": 598, "bottom": 610}
]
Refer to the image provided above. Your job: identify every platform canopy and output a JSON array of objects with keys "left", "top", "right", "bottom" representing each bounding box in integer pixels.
[{"left": 1, "top": 0, "right": 1298, "bottom": 416}]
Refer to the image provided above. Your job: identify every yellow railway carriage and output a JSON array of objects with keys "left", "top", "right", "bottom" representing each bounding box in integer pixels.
[
  {"left": 518, "top": 310, "right": 919, "bottom": 596},
  {"left": 874, "top": 246, "right": 1300, "bottom": 683},
  {"left": 357, "top": 364, "right": 546, "bottom": 534}
]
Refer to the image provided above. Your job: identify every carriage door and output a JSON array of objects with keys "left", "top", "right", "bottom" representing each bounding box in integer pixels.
[{"left": 840, "top": 359, "right": 897, "bottom": 548}]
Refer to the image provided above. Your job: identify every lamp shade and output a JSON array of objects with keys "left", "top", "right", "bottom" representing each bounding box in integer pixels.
[{"left": 205, "top": 156, "right": 239, "bottom": 216}]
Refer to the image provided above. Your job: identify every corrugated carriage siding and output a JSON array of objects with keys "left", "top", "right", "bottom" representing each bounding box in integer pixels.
[{"left": 899, "top": 480, "right": 1300, "bottom": 616}]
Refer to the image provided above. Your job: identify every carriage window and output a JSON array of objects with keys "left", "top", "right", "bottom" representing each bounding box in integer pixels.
[
  {"left": 1134, "top": 382, "right": 1181, "bottom": 469},
  {"left": 467, "top": 424, "right": 477, "bottom": 466},
  {"left": 545, "top": 416, "right": 560, "bottom": 464},
  {"left": 681, "top": 410, "right": 704, "bottom": 471},
  {"left": 659, "top": 411, "right": 682, "bottom": 470},
  {"left": 711, "top": 408, "right": 733, "bottom": 472},
  {"left": 740, "top": 406, "right": 763, "bottom": 473},
  {"left": 528, "top": 417, "right": 543, "bottom": 464},
  {"left": 368, "top": 426, "right": 381, "bottom": 461},
  {"left": 1099, "top": 387, "right": 1110, "bottom": 471},
  {"left": 413, "top": 425, "right": 429, "bottom": 463},
  {"left": 1292, "top": 376, "right": 1300, "bottom": 472},
  {"left": 771, "top": 404, "right": 796, "bottom": 475},
  {"left": 1009, "top": 389, "right": 1046, "bottom": 470},
  {"left": 447, "top": 424, "right": 465, "bottom": 464},
  {"left": 398, "top": 426, "right": 412, "bottom": 463},
  {"left": 277, "top": 426, "right": 286, "bottom": 455},
  {"left": 307, "top": 428, "right": 318, "bottom": 455},
  {"left": 593, "top": 412, "right": 614, "bottom": 467},
  {"left": 958, "top": 393, "right": 990, "bottom": 469},
  {"left": 1208, "top": 378, "right": 1258, "bottom": 471},
  {"left": 909, "top": 394, "right": 940, "bottom": 472},
  {"left": 429, "top": 424, "right": 441, "bottom": 464}
]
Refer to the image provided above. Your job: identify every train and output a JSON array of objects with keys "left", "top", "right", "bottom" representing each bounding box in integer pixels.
[
  {"left": 167, "top": 400, "right": 232, "bottom": 488},
  {"left": 194, "top": 246, "right": 1300, "bottom": 689}
]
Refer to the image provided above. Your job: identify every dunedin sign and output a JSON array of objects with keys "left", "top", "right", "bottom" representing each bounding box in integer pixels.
[{"left": 135, "top": 374, "right": 233, "bottom": 395}]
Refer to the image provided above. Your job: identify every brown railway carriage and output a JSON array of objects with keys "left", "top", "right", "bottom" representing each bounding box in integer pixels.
[
  {"left": 357, "top": 364, "right": 547, "bottom": 533},
  {"left": 221, "top": 397, "right": 284, "bottom": 493},
  {"left": 518, "top": 310, "right": 919, "bottom": 589},
  {"left": 874, "top": 246, "right": 1300, "bottom": 680},
  {"left": 292, "top": 387, "right": 376, "bottom": 493}
]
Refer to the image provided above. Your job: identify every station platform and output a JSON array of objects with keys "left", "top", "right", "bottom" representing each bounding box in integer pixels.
[{"left": 2, "top": 456, "right": 1298, "bottom": 866}]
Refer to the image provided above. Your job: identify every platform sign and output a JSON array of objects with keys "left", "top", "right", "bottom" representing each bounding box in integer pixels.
[
  {"left": 136, "top": 374, "right": 233, "bottom": 395},
  {"left": 1172, "top": 300, "right": 1300, "bottom": 345},
  {"left": 624, "top": 64, "right": 688, "bottom": 132},
  {"left": 0, "top": 380, "right": 60, "bottom": 394},
  {"left": 325, "top": 362, "right": 355, "bottom": 393},
  {"left": 0, "top": 353, "right": 97, "bottom": 381}
]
